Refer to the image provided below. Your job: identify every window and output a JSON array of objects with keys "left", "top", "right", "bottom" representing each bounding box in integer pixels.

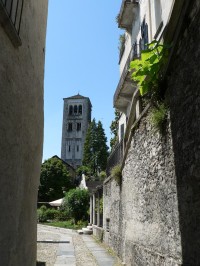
[
  {"left": 0, "top": 0, "right": 24, "bottom": 46},
  {"left": 77, "top": 123, "right": 81, "bottom": 131},
  {"left": 68, "top": 123, "right": 73, "bottom": 131},
  {"left": 69, "top": 105, "right": 73, "bottom": 115},
  {"left": 74, "top": 105, "right": 78, "bottom": 114},
  {"left": 140, "top": 18, "right": 149, "bottom": 51},
  {"left": 77, "top": 145, "right": 79, "bottom": 152},
  {"left": 78, "top": 105, "right": 82, "bottom": 114},
  {"left": 68, "top": 145, "right": 71, "bottom": 152}
]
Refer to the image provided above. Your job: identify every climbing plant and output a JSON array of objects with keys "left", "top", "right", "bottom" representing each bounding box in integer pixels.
[
  {"left": 130, "top": 40, "right": 170, "bottom": 99},
  {"left": 130, "top": 40, "right": 171, "bottom": 133}
]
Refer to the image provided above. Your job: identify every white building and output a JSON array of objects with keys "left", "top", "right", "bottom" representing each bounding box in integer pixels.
[{"left": 115, "top": 0, "right": 175, "bottom": 144}]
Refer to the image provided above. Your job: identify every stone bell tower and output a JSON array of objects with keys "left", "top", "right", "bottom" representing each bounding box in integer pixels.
[{"left": 61, "top": 94, "right": 92, "bottom": 168}]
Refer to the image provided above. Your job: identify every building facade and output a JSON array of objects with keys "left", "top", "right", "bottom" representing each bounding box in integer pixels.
[
  {"left": 61, "top": 94, "right": 92, "bottom": 168},
  {"left": 115, "top": 0, "right": 174, "bottom": 142},
  {"left": 0, "top": 0, "right": 48, "bottom": 265}
]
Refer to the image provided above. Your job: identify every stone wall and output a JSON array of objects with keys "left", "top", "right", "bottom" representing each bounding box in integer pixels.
[
  {"left": 167, "top": 1, "right": 200, "bottom": 264},
  {"left": 0, "top": 0, "right": 48, "bottom": 265},
  {"left": 104, "top": 115, "right": 182, "bottom": 265}
]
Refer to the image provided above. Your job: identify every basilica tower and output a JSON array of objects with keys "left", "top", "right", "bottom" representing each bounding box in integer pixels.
[{"left": 61, "top": 94, "right": 92, "bottom": 168}]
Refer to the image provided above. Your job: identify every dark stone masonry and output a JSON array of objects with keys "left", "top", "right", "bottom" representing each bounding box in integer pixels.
[{"left": 104, "top": 115, "right": 182, "bottom": 265}]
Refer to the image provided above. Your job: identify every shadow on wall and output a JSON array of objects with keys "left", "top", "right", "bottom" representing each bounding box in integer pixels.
[{"left": 168, "top": 2, "right": 200, "bottom": 264}]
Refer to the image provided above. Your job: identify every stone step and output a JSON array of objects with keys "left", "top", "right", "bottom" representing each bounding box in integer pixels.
[
  {"left": 77, "top": 230, "right": 83, "bottom": 235},
  {"left": 82, "top": 228, "right": 93, "bottom": 235}
]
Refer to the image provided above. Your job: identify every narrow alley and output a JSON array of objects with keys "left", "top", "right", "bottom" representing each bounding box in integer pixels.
[{"left": 37, "top": 224, "right": 120, "bottom": 266}]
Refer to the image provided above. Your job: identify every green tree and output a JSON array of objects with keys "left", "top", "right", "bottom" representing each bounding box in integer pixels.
[
  {"left": 76, "top": 165, "right": 91, "bottom": 177},
  {"left": 83, "top": 119, "right": 108, "bottom": 175},
  {"left": 96, "top": 121, "right": 109, "bottom": 171},
  {"left": 38, "top": 157, "right": 75, "bottom": 202},
  {"left": 110, "top": 109, "right": 120, "bottom": 149},
  {"left": 62, "top": 188, "right": 89, "bottom": 223},
  {"left": 82, "top": 118, "right": 96, "bottom": 172}
]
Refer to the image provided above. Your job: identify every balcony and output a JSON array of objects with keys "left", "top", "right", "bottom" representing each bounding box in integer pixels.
[
  {"left": 0, "top": 0, "right": 24, "bottom": 47},
  {"left": 114, "top": 43, "right": 140, "bottom": 112},
  {"left": 106, "top": 139, "right": 124, "bottom": 176},
  {"left": 118, "top": 0, "right": 139, "bottom": 29}
]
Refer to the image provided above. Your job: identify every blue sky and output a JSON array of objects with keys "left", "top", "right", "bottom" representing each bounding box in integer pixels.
[{"left": 43, "top": 0, "right": 123, "bottom": 161}]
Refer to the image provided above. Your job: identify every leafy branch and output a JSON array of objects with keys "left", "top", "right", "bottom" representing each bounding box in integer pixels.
[
  {"left": 130, "top": 40, "right": 171, "bottom": 134},
  {"left": 130, "top": 40, "right": 170, "bottom": 99}
]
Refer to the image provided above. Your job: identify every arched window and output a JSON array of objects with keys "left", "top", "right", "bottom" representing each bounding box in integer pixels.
[
  {"left": 74, "top": 105, "right": 78, "bottom": 114},
  {"left": 69, "top": 105, "right": 73, "bottom": 115},
  {"left": 77, "top": 123, "right": 81, "bottom": 131},
  {"left": 78, "top": 105, "right": 82, "bottom": 114}
]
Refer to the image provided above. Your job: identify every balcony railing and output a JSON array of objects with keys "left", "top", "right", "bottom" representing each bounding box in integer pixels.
[
  {"left": 114, "top": 43, "right": 140, "bottom": 106},
  {"left": 0, "top": 0, "right": 24, "bottom": 46},
  {"left": 106, "top": 139, "right": 124, "bottom": 176}
]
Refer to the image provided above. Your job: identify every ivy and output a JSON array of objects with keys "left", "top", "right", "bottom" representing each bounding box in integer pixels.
[{"left": 130, "top": 40, "right": 170, "bottom": 99}]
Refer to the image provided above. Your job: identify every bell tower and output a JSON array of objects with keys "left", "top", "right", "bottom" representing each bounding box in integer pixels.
[{"left": 61, "top": 94, "right": 92, "bottom": 168}]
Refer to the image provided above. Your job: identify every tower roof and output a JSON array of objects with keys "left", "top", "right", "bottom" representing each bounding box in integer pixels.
[{"left": 63, "top": 94, "right": 92, "bottom": 106}]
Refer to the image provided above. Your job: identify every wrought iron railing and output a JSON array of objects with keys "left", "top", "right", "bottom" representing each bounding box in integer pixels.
[
  {"left": 0, "top": 0, "right": 24, "bottom": 34},
  {"left": 114, "top": 43, "right": 140, "bottom": 104},
  {"left": 106, "top": 139, "right": 124, "bottom": 176}
]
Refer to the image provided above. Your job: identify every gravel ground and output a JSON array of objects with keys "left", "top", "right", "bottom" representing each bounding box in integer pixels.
[
  {"left": 37, "top": 225, "right": 98, "bottom": 266},
  {"left": 73, "top": 234, "right": 98, "bottom": 266},
  {"left": 37, "top": 224, "right": 122, "bottom": 266},
  {"left": 37, "top": 226, "right": 60, "bottom": 265}
]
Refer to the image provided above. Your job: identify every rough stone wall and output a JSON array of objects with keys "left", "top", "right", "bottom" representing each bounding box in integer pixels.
[
  {"left": 0, "top": 0, "right": 48, "bottom": 265},
  {"left": 104, "top": 116, "right": 182, "bottom": 265},
  {"left": 167, "top": 1, "right": 200, "bottom": 264},
  {"left": 103, "top": 177, "right": 123, "bottom": 254}
]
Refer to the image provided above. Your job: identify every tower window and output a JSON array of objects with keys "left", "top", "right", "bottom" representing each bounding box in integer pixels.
[
  {"left": 77, "top": 145, "right": 79, "bottom": 152},
  {"left": 74, "top": 105, "right": 78, "bottom": 114},
  {"left": 78, "top": 105, "right": 82, "bottom": 114},
  {"left": 68, "top": 145, "right": 71, "bottom": 152},
  {"left": 69, "top": 105, "right": 73, "bottom": 115},
  {"left": 68, "top": 123, "right": 73, "bottom": 131},
  {"left": 77, "top": 123, "right": 81, "bottom": 131}
]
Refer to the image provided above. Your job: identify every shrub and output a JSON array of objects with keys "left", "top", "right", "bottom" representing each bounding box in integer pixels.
[
  {"left": 111, "top": 164, "right": 122, "bottom": 185},
  {"left": 63, "top": 188, "right": 90, "bottom": 224},
  {"left": 99, "top": 171, "right": 107, "bottom": 181},
  {"left": 76, "top": 165, "right": 91, "bottom": 176},
  {"left": 37, "top": 205, "right": 48, "bottom": 222},
  {"left": 150, "top": 103, "right": 168, "bottom": 133},
  {"left": 37, "top": 205, "right": 69, "bottom": 222}
]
